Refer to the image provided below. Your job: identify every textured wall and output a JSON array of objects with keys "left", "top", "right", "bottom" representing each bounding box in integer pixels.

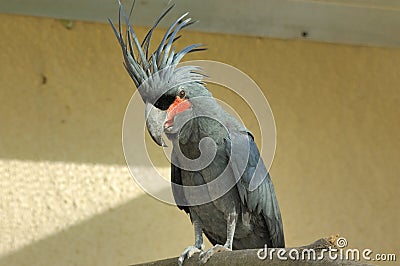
[{"left": 0, "top": 12, "right": 399, "bottom": 266}]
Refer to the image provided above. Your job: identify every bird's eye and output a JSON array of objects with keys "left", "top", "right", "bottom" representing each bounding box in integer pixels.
[{"left": 179, "top": 90, "right": 186, "bottom": 98}]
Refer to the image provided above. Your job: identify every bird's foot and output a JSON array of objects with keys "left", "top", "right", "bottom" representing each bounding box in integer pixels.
[
  {"left": 178, "top": 245, "right": 203, "bottom": 266},
  {"left": 199, "top": 244, "right": 231, "bottom": 264}
]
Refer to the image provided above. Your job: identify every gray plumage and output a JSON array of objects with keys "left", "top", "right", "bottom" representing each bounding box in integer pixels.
[{"left": 109, "top": 1, "right": 284, "bottom": 264}]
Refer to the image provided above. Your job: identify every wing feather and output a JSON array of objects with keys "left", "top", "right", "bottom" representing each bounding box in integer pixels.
[
  {"left": 171, "top": 163, "right": 190, "bottom": 214},
  {"left": 225, "top": 131, "right": 285, "bottom": 247}
]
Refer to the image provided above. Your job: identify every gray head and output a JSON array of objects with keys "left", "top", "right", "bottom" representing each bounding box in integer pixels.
[{"left": 109, "top": 1, "right": 209, "bottom": 146}]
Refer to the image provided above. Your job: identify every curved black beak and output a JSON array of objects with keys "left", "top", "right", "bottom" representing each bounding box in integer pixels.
[{"left": 145, "top": 102, "right": 167, "bottom": 147}]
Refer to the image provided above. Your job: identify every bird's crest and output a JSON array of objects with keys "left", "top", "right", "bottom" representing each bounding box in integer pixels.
[{"left": 108, "top": 0, "right": 206, "bottom": 103}]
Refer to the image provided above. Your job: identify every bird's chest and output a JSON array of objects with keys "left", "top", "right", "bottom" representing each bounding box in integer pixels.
[
  {"left": 179, "top": 151, "right": 241, "bottom": 216},
  {"left": 174, "top": 123, "right": 243, "bottom": 233}
]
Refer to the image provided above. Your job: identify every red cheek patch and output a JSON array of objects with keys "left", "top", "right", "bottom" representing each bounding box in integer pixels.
[{"left": 165, "top": 97, "right": 191, "bottom": 128}]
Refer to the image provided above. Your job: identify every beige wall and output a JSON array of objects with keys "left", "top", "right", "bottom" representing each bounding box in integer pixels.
[{"left": 0, "top": 13, "right": 399, "bottom": 265}]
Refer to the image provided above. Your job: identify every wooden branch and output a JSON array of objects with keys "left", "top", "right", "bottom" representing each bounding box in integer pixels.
[{"left": 134, "top": 236, "right": 374, "bottom": 266}]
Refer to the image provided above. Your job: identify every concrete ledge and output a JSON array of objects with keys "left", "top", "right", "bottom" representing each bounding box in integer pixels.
[{"left": 1, "top": 0, "right": 400, "bottom": 47}]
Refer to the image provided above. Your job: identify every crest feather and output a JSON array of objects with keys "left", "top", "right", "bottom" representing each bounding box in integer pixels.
[{"left": 108, "top": 1, "right": 206, "bottom": 103}]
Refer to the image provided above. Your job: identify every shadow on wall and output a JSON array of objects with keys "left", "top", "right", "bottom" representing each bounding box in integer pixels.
[{"left": 0, "top": 189, "right": 200, "bottom": 266}]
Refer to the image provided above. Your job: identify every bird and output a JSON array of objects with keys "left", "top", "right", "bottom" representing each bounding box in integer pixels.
[{"left": 109, "top": 1, "right": 285, "bottom": 265}]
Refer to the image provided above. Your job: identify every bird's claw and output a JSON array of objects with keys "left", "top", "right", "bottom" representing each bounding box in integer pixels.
[
  {"left": 199, "top": 244, "right": 231, "bottom": 264},
  {"left": 178, "top": 245, "right": 202, "bottom": 266}
]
